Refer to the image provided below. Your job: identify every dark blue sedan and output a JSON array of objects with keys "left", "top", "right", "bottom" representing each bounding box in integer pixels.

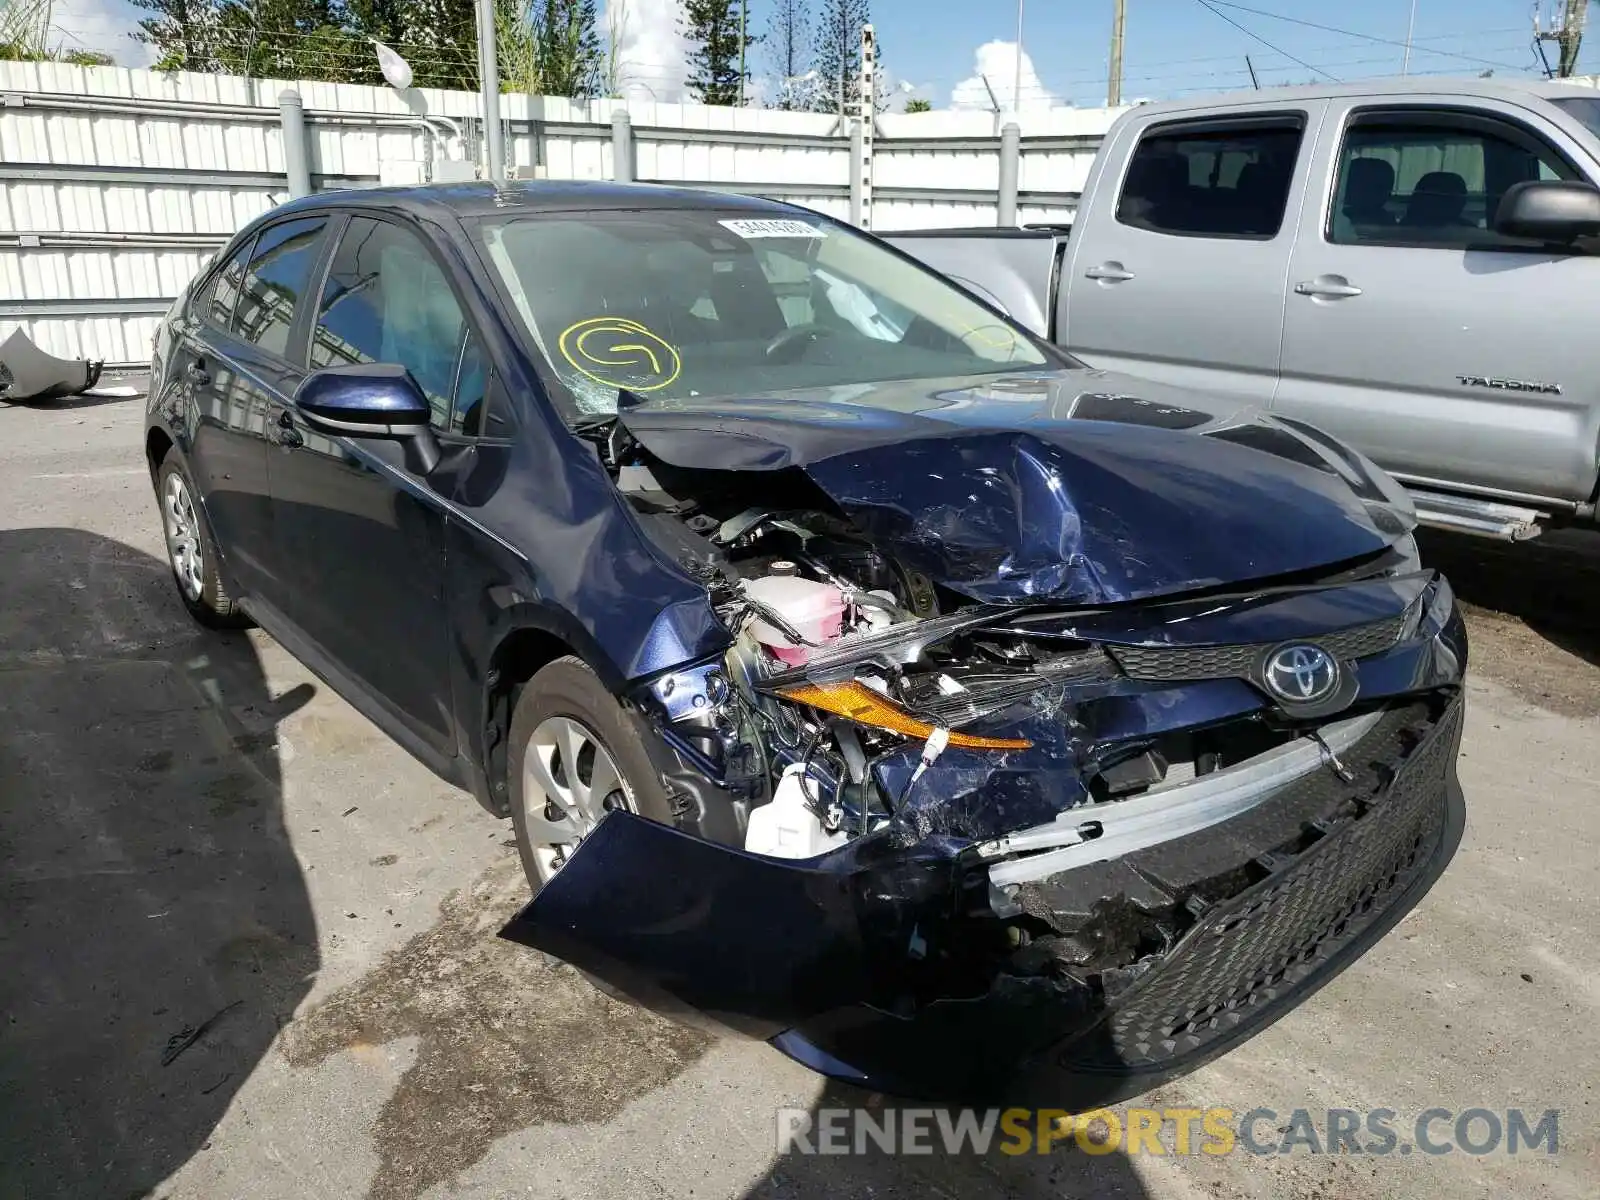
[{"left": 145, "top": 181, "right": 1466, "bottom": 1105}]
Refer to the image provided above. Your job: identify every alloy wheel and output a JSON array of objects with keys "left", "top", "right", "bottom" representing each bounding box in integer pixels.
[
  {"left": 162, "top": 472, "right": 204, "bottom": 602},
  {"left": 520, "top": 715, "right": 634, "bottom": 885}
]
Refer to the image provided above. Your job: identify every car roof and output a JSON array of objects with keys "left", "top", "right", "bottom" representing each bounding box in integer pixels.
[
  {"left": 1124, "top": 75, "right": 1600, "bottom": 119},
  {"left": 266, "top": 179, "right": 797, "bottom": 224}
]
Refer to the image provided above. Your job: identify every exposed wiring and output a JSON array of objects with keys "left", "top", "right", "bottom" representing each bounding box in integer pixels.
[{"left": 894, "top": 726, "right": 952, "bottom": 811}]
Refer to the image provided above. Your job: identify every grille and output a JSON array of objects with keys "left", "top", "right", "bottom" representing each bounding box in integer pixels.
[
  {"left": 1108, "top": 614, "right": 1406, "bottom": 682},
  {"left": 1060, "top": 695, "right": 1461, "bottom": 1072}
]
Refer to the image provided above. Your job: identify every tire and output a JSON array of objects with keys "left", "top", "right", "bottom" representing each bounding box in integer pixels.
[
  {"left": 507, "top": 655, "right": 675, "bottom": 895},
  {"left": 155, "top": 454, "right": 250, "bottom": 629}
]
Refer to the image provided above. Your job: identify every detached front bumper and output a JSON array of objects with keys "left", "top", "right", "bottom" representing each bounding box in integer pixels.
[
  {"left": 774, "top": 693, "right": 1465, "bottom": 1105},
  {"left": 503, "top": 685, "right": 1464, "bottom": 1104}
]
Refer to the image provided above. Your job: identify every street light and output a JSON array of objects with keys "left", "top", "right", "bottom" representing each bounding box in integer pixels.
[{"left": 373, "top": 41, "right": 468, "bottom": 180}]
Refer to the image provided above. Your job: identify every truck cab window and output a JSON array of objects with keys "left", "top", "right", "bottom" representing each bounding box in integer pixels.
[
  {"left": 1117, "top": 121, "right": 1304, "bottom": 239},
  {"left": 1330, "top": 117, "right": 1576, "bottom": 250}
]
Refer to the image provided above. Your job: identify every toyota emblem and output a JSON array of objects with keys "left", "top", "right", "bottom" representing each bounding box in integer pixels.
[{"left": 1263, "top": 643, "right": 1339, "bottom": 703}]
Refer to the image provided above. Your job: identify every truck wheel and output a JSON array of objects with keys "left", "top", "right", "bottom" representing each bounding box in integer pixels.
[{"left": 507, "top": 656, "right": 675, "bottom": 894}]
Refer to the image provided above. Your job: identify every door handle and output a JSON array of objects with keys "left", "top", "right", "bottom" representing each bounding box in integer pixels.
[
  {"left": 185, "top": 358, "right": 210, "bottom": 386},
  {"left": 274, "top": 409, "right": 304, "bottom": 449},
  {"left": 1085, "top": 262, "right": 1136, "bottom": 282},
  {"left": 1294, "top": 276, "right": 1363, "bottom": 299}
]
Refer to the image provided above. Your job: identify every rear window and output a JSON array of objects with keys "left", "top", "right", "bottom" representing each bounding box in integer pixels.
[{"left": 1117, "top": 118, "right": 1305, "bottom": 239}]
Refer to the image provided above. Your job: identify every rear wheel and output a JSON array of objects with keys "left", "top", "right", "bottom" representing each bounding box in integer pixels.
[
  {"left": 156, "top": 456, "right": 249, "bottom": 629},
  {"left": 507, "top": 656, "right": 675, "bottom": 893}
]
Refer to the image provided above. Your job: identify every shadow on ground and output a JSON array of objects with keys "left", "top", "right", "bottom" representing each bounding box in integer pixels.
[
  {"left": 1420, "top": 527, "right": 1600, "bottom": 665},
  {"left": 739, "top": 1081, "right": 1150, "bottom": 1199},
  {"left": 0, "top": 528, "right": 316, "bottom": 1197}
]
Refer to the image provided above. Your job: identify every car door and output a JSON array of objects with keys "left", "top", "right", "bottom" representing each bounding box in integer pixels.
[
  {"left": 1062, "top": 104, "right": 1323, "bottom": 404},
  {"left": 1276, "top": 100, "right": 1600, "bottom": 504},
  {"left": 181, "top": 218, "right": 329, "bottom": 600},
  {"left": 267, "top": 214, "right": 471, "bottom": 759}
]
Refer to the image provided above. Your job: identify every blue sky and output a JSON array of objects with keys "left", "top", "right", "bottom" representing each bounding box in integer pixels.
[
  {"left": 885, "top": 0, "right": 1584, "bottom": 107},
  {"left": 48, "top": 0, "right": 1591, "bottom": 109}
]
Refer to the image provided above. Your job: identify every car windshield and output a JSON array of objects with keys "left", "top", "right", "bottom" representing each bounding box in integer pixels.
[
  {"left": 477, "top": 209, "right": 1051, "bottom": 418},
  {"left": 1551, "top": 97, "right": 1600, "bottom": 142}
]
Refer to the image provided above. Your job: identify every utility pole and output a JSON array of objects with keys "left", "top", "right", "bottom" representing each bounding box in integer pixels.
[
  {"left": 1536, "top": 0, "right": 1590, "bottom": 78},
  {"left": 1013, "top": 0, "right": 1025, "bottom": 115},
  {"left": 475, "top": 0, "right": 504, "bottom": 181},
  {"left": 1108, "top": 0, "right": 1127, "bottom": 107},
  {"left": 739, "top": 2, "right": 748, "bottom": 106}
]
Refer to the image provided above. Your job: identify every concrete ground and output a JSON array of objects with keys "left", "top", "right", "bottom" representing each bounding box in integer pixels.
[{"left": 1, "top": 389, "right": 1595, "bottom": 1200}]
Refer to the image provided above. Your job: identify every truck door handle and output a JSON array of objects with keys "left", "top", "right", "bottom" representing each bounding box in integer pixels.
[
  {"left": 1294, "top": 276, "right": 1363, "bottom": 299},
  {"left": 1085, "top": 262, "right": 1136, "bottom": 282},
  {"left": 274, "top": 409, "right": 304, "bottom": 449},
  {"left": 185, "top": 358, "right": 210, "bottom": 386}
]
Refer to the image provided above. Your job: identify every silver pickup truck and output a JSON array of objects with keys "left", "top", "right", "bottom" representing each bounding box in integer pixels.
[{"left": 889, "top": 78, "right": 1600, "bottom": 541}]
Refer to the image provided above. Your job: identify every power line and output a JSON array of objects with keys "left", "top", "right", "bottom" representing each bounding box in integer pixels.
[
  {"left": 1190, "top": 0, "right": 1340, "bottom": 82},
  {"left": 1206, "top": 0, "right": 1524, "bottom": 72}
]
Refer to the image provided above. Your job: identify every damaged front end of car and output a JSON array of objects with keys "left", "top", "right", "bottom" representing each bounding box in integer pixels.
[{"left": 500, "top": 391, "right": 1467, "bottom": 1106}]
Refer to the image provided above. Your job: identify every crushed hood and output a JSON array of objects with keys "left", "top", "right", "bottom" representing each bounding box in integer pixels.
[{"left": 619, "top": 369, "right": 1414, "bottom": 605}]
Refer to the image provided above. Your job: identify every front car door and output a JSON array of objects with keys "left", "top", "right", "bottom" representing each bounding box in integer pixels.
[
  {"left": 267, "top": 214, "right": 475, "bottom": 760},
  {"left": 1276, "top": 98, "right": 1600, "bottom": 505},
  {"left": 1062, "top": 102, "right": 1325, "bottom": 404},
  {"left": 181, "top": 217, "right": 329, "bottom": 600}
]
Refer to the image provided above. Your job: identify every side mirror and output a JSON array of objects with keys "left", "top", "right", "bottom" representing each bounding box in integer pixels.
[
  {"left": 295, "top": 364, "right": 441, "bottom": 474},
  {"left": 1493, "top": 180, "right": 1600, "bottom": 243}
]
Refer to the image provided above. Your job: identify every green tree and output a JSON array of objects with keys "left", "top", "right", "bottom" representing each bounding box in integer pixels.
[
  {"left": 131, "top": 0, "right": 223, "bottom": 72},
  {"left": 683, "top": 0, "right": 755, "bottom": 105},
  {"left": 766, "top": 0, "right": 811, "bottom": 109},
  {"left": 532, "top": 0, "right": 601, "bottom": 97},
  {"left": 811, "top": 0, "right": 868, "bottom": 114},
  {"left": 903, "top": 96, "right": 930, "bottom": 112}
]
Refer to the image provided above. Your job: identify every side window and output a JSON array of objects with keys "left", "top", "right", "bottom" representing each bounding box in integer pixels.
[
  {"left": 232, "top": 217, "right": 329, "bottom": 356},
  {"left": 449, "top": 331, "right": 511, "bottom": 438},
  {"left": 199, "top": 237, "right": 254, "bottom": 332},
  {"left": 1329, "top": 115, "right": 1577, "bottom": 250},
  {"left": 310, "top": 217, "right": 466, "bottom": 429},
  {"left": 1117, "top": 119, "right": 1305, "bottom": 238}
]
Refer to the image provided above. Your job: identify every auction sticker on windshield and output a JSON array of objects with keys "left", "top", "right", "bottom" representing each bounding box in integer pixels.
[{"left": 719, "top": 218, "right": 827, "bottom": 239}]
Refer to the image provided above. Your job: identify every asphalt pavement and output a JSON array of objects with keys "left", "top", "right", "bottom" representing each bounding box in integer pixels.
[{"left": 1, "top": 391, "right": 1595, "bottom": 1199}]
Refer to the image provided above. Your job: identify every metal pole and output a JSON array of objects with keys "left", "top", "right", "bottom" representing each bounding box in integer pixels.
[
  {"left": 278, "top": 89, "right": 311, "bottom": 199},
  {"left": 476, "top": 0, "right": 504, "bottom": 182},
  {"left": 1246, "top": 54, "right": 1260, "bottom": 89},
  {"left": 1402, "top": 0, "right": 1418, "bottom": 75},
  {"left": 1108, "top": 0, "right": 1126, "bottom": 107},
  {"left": 611, "top": 108, "right": 633, "bottom": 182},
  {"left": 1013, "top": 0, "right": 1024, "bottom": 116},
  {"left": 998, "top": 121, "right": 1020, "bottom": 227},
  {"left": 739, "top": 2, "right": 748, "bottom": 106},
  {"left": 849, "top": 120, "right": 864, "bottom": 227}
]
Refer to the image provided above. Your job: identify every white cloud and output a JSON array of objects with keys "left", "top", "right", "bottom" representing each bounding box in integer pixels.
[
  {"left": 47, "top": 0, "right": 154, "bottom": 67},
  {"left": 603, "top": 0, "right": 688, "bottom": 103},
  {"left": 949, "top": 40, "right": 1062, "bottom": 114}
]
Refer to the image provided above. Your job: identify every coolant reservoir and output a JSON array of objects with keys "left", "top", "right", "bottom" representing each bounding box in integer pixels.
[{"left": 744, "top": 574, "right": 844, "bottom": 666}]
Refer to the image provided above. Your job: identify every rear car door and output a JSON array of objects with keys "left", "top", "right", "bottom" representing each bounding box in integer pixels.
[
  {"left": 268, "top": 214, "right": 473, "bottom": 759},
  {"left": 182, "top": 217, "right": 329, "bottom": 600},
  {"left": 1062, "top": 105, "right": 1322, "bottom": 404},
  {"left": 1276, "top": 100, "right": 1600, "bottom": 504}
]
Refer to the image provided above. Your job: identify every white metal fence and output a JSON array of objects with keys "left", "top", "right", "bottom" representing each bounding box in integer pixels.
[{"left": 1, "top": 60, "right": 1118, "bottom": 365}]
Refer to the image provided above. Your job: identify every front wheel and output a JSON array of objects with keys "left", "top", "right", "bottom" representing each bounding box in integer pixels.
[
  {"left": 507, "top": 656, "right": 675, "bottom": 894},
  {"left": 156, "top": 455, "right": 249, "bottom": 628}
]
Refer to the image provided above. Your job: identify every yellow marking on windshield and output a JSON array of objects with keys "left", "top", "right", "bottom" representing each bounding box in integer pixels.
[{"left": 558, "top": 317, "right": 682, "bottom": 392}]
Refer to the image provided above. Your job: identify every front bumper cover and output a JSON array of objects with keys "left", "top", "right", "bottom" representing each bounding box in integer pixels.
[{"left": 502, "top": 685, "right": 1464, "bottom": 1104}]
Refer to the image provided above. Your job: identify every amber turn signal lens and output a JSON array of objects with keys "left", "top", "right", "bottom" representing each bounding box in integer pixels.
[{"left": 775, "top": 681, "right": 1032, "bottom": 751}]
